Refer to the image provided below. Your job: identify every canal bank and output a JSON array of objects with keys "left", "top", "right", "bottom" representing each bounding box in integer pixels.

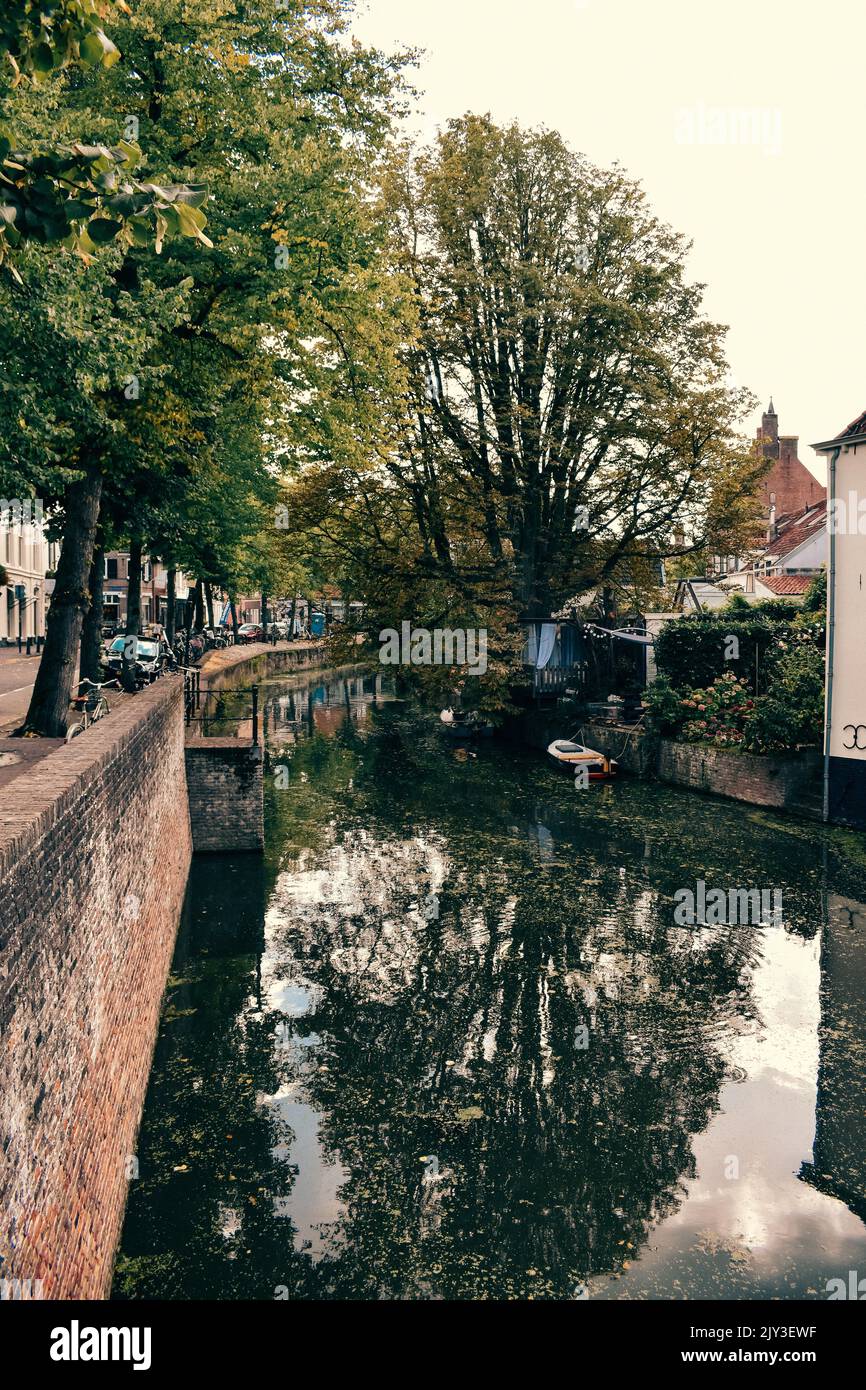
[
  {"left": 182, "top": 641, "right": 329, "bottom": 854},
  {"left": 0, "top": 645, "right": 330, "bottom": 1298},
  {"left": 114, "top": 668, "right": 866, "bottom": 1301},
  {"left": 508, "top": 710, "right": 823, "bottom": 818},
  {"left": 0, "top": 678, "right": 192, "bottom": 1299}
]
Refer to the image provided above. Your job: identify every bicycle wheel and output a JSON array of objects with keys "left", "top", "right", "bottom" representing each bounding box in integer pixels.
[{"left": 65, "top": 722, "right": 84, "bottom": 742}]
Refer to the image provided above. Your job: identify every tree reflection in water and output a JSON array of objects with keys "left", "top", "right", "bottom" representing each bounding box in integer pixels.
[{"left": 114, "top": 671, "right": 866, "bottom": 1301}]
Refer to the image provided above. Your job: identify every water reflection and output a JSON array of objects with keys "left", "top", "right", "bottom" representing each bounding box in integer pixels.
[{"left": 114, "top": 670, "right": 866, "bottom": 1300}]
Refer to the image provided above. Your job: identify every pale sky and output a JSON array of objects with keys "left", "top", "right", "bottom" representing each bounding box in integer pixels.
[{"left": 352, "top": 0, "right": 866, "bottom": 483}]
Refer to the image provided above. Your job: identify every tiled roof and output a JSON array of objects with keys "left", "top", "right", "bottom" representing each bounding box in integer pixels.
[
  {"left": 834, "top": 408, "right": 866, "bottom": 441},
  {"left": 758, "top": 574, "right": 813, "bottom": 595},
  {"left": 765, "top": 500, "right": 826, "bottom": 561}
]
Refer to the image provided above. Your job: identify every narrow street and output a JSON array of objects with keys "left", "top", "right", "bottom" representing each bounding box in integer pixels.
[{"left": 0, "top": 649, "right": 40, "bottom": 733}]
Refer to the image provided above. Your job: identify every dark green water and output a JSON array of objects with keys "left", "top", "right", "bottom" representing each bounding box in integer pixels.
[{"left": 113, "top": 668, "right": 866, "bottom": 1301}]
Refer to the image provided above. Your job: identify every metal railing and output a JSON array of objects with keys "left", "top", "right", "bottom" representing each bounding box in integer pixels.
[{"left": 184, "top": 671, "right": 259, "bottom": 744}]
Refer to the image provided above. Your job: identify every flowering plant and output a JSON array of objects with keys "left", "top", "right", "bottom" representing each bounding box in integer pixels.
[{"left": 679, "top": 671, "right": 754, "bottom": 745}]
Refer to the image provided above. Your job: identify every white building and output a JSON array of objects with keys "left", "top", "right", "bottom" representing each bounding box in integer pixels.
[
  {"left": 0, "top": 503, "right": 57, "bottom": 644},
  {"left": 813, "top": 410, "right": 866, "bottom": 828}
]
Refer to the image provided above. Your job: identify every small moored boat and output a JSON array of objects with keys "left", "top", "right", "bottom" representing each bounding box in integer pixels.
[
  {"left": 547, "top": 738, "right": 617, "bottom": 781},
  {"left": 440, "top": 708, "right": 494, "bottom": 740}
]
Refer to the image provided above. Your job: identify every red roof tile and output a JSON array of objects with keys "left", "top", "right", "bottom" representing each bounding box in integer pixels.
[
  {"left": 764, "top": 500, "right": 826, "bottom": 562},
  {"left": 758, "top": 574, "right": 813, "bottom": 595}
]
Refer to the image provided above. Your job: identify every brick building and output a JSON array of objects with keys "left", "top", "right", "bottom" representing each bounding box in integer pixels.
[
  {"left": 102, "top": 552, "right": 190, "bottom": 631},
  {"left": 714, "top": 403, "right": 828, "bottom": 597},
  {"left": 755, "top": 399, "right": 826, "bottom": 518}
]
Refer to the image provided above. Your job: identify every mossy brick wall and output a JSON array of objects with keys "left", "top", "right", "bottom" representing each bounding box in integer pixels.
[
  {"left": 579, "top": 722, "right": 821, "bottom": 813},
  {"left": 655, "top": 741, "right": 821, "bottom": 810},
  {"left": 184, "top": 740, "right": 264, "bottom": 852},
  {"left": 0, "top": 678, "right": 192, "bottom": 1300}
]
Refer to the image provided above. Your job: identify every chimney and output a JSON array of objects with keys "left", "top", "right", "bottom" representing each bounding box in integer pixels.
[
  {"left": 767, "top": 500, "right": 777, "bottom": 542},
  {"left": 779, "top": 434, "right": 799, "bottom": 463}
]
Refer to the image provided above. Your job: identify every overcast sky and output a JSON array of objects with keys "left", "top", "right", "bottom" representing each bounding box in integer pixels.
[{"left": 352, "top": 0, "right": 866, "bottom": 482}]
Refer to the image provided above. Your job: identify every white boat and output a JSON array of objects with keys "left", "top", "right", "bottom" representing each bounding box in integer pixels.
[{"left": 547, "top": 738, "right": 617, "bottom": 781}]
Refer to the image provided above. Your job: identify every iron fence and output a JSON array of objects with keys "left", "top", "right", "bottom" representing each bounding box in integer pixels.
[{"left": 183, "top": 671, "right": 259, "bottom": 744}]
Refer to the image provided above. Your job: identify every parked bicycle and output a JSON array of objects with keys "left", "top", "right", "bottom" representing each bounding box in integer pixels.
[{"left": 65, "top": 678, "right": 121, "bottom": 742}]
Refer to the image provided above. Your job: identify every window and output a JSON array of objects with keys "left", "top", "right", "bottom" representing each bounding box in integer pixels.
[{"left": 106, "top": 557, "right": 119, "bottom": 580}]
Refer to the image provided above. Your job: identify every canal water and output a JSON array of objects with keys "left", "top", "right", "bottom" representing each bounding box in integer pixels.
[{"left": 113, "top": 668, "right": 866, "bottom": 1301}]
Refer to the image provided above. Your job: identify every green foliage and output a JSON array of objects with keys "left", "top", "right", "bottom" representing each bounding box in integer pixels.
[
  {"left": 654, "top": 613, "right": 785, "bottom": 694},
  {"left": 0, "top": 241, "right": 191, "bottom": 505},
  {"left": 0, "top": 140, "right": 211, "bottom": 267},
  {"left": 3, "top": 0, "right": 408, "bottom": 566},
  {"left": 742, "top": 643, "right": 825, "bottom": 754},
  {"left": 800, "top": 569, "right": 826, "bottom": 614},
  {"left": 376, "top": 116, "right": 763, "bottom": 617},
  {"left": 645, "top": 674, "right": 686, "bottom": 735},
  {"left": 721, "top": 595, "right": 802, "bottom": 622},
  {"left": 677, "top": 671, "right": 755, "bottom": 748},
  {"left": 1, "top": 1, "right": 125, "bottom": 86},
  {"left": 649, "top": 635, "right": 825, "bottom": 755},
  {"left": 0, "top": 3, "right": 213, "bottom": 266}
]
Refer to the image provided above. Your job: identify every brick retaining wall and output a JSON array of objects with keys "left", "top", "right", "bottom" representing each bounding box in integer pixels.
[
  {"left": 185, "top": 740, "right": 264, "bottom": 852},
  {"left": 581, "top": 720, "right": 821, "bottom": 813},
  {"left": 197, "top": 639, "right": 328, "bottom": 686},
  {"left": 0, "top": 678, "right": 192, "bottom": 1299},
  {"left": 508, "top": 711, "right": 821, "bottom": 815}
]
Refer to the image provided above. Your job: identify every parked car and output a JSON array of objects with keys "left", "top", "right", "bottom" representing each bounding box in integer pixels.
[
  {"left": 236, "top": 623, "right": 264, "bottom": 644},
  {"left": 104, "top": 635, "right": 167, "bottom": 684}
]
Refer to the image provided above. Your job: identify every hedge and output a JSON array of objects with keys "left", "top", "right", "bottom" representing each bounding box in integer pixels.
[{"left": 653, "top": 612, "right": 821, "bottom": 695}]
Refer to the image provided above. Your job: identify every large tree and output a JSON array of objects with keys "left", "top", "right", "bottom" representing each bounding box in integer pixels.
[
  {"left": 5, "top": 0, "right": 408, "bottom": 733},
  {"left": 300, "top": 116, "right": 765, "bottom": 646}
]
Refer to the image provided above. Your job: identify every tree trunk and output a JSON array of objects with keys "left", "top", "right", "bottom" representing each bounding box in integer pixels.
[
  {"left": 80, "top": 535, "right": 105, "bottom": 683},
  {"left": 125, "top": 537, "right": 143, "bottom": 636},
  {"left": 229, "top": 598, "right": 239, "bottom": 640},
  {"left": 289, "top": 595, "right": 297, "bottom": 638},
  {"left": 166, "top": 567, "right": 176, "bottom": 643},
  {"left": 261, "top": 591, "right": 268, "bottom": 631},
  {"left": 19, "top": 468, "right": 103, "bottom": 736},
  {"left": 204, "top": 581, "right": 215, "bottom": 630},
  {"left": 121, "top": 535, "right": 143, "bottom": 692},
  {"left": 193, "top": 579, "right": 204, "bottom": 630}
]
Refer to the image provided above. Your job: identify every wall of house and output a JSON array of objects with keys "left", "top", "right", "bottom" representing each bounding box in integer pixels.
[
  {"left": 0, "top": 679, "right": 192, "bottom": 1299},
  {"left": 0, "top": 517, "right": 53, "bottom": 641},
  {"left": 827, "top": 442, "right": 866, "bottom": 826},
  {"left": 780, "top": 528, "right": 826, "bottom": 573}
]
